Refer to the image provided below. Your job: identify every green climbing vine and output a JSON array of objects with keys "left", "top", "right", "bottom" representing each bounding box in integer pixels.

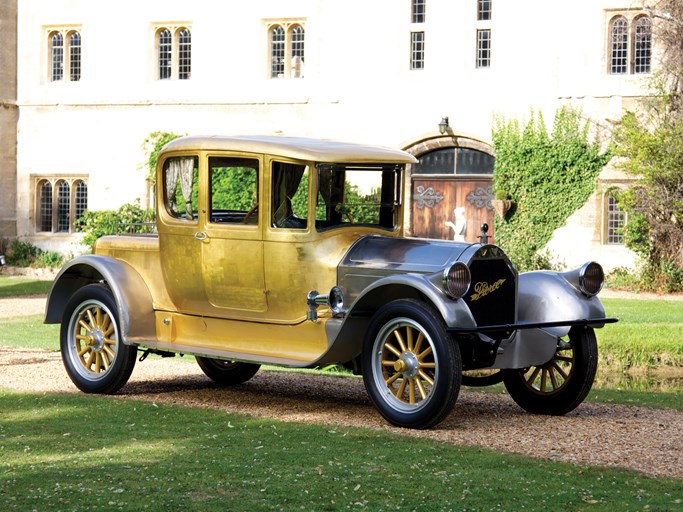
[{"left": 492, "top": 107, "right": 611, "bottom": 271}]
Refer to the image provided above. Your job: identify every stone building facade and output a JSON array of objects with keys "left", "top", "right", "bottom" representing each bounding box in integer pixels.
[
  {"left": 0, "top": 0, "right": 18, "bottom": 243},
  {"left": 2, "top": 0, "right": 660, "bottom": 270}
]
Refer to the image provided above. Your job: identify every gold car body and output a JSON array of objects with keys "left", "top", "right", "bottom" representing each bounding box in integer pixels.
[{"left": 47, "top": 136, "right": 418, "bottom": 366}]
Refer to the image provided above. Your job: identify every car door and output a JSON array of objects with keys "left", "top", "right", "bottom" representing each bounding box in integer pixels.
[{"left": 200, "top": 154, "right": 268, "bottom": 316}]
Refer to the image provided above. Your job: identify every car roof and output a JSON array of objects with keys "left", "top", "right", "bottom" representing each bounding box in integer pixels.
[{"left": 161, "top": 135, "right": 418, "bottom": 164}]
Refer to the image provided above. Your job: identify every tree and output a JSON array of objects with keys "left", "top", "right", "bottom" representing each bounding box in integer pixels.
[{"left": 612, "top": 1, "right": 683, "bottom": 291}]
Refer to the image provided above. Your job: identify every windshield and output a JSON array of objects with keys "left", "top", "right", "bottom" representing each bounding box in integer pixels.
[{"left": 315, "top": 163, "right": 402, "bottom": 231}]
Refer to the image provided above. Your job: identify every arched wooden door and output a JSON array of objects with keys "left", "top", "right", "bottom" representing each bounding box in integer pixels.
[{"left": 408, "top": 140, "right": 495, "bottom": 243}]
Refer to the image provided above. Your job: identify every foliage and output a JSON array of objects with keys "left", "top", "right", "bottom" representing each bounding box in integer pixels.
[
  {"left": 609, "top": 1, "right": 683, "bottom": 292},
  {"left": 492, "top": 108, "right": 611, "bottom": 271},
  {"left": 142, "top": 131, "right": 183, "bottom": 184},
  {"left": 290, "top": 172, "right": 384, "bottom": 225},
  {"left": 4, "top": 239, "right": 63, "bottom": 268},
  {"left": 1, "top": 392, "right": 680, "bottom": 511},
  {"left": 76, "top": 201, "right": 156, "bottom": 250},
  {"left": 211, "top": 167, "right": 257, "bottom": 210},
  {"left": 5, "top": 239, "right": 41, "bottom": 267},
  {"left": 612, "top": 94, "right": 683, "bottom": 292}
]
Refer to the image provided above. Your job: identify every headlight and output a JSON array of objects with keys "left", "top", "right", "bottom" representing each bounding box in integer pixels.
[
  {"left": 579, "top": 262, "right": 604, "bottom": 297},
  {"left": 442, "top": 262, "right": 471, "bottom": 299}
]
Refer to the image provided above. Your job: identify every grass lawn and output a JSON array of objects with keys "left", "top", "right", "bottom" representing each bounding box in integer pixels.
[
  {"left": 1, "top": 391, "right": 680, "bottom": 512},
  {"left": 0, "top": 275, "right": 52, "bottom": 297},
  {"left": 0, "top": 278, "right": 681, "bottom": 509}
]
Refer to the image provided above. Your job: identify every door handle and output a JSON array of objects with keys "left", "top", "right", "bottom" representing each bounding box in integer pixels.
[{"left": 194, "top": 231, "right": 207, "bottom": 241}]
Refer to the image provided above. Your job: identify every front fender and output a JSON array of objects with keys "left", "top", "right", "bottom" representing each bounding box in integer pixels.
[
  {"left": 311, "top": 273, "right": 475, "bottom": 366},
  {"left": 518, "top": 270, "right": 607, "bottom": 337},
  {"left": 44, "top": 255, "right": 156, "bottom": 345}
]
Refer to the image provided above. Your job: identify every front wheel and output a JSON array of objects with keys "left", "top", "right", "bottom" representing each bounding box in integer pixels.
[
  {"left": 502, "top": 327, "right": 598, "bottom": 415},
  {"left": 196, "top": 357, "right": 260, "bottom": 385},
  {"left": 362, "top": 299, "right": 461, "bottom": 429},
  {"left": 60, "top": 284, "right": 137, "bottom": 394}
]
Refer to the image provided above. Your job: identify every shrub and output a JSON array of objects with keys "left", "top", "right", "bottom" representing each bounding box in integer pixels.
[
  {"left": 3, "top": 239, "right": 62, "bottom": 268},
  {"left": 6, "top": 239, "right": 41, "bottom": 267},
  {"left": 76, "top": 201, "right": 156, "bottom": 250}
]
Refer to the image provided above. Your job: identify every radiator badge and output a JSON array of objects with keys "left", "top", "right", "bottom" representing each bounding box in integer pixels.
[{"left": 470, "top": 278, "right": 506, "bottom": 301}]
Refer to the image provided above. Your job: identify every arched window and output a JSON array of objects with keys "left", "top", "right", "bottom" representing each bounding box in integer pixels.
[
  {"left": 75, "top": 180, "right": 88, "bottom": 220},
  {"left": 48, "top": 28, "right": 82, "bottom": 82},
  {"left": 271, "top": 25, "right": 285, "bottom": 78},
  {"left": 51, "top": 32, "right": 64, "bottom": 82},
  {"left": 634, "top": 16, "right": 652, "bottom": 74},
  {"left": 178, "top": 28, "right": 192, "bottom": 80},
  {"left": 610, "top": 16, "right": 628, "bottom": 75},
  {"left": 158, "top": 29, "right": 172, "bottom": 80},
  {"left": 57, "top": 181, "right": 71, "bottom": 233},
  {"left": 605, "top": 189, "right": 626, "bottom": 245},
  {"left": 34, "top": 177, "right": 88, "bottom": 234},
  {"left": 291, "top": 25, "right": 305, "bottom": 78},
  {"left": 38, "top": 181, "right": 53, "bottom": 232},
  {"left": 69, "top": 32, "right": 81, "bottom": 81},
  {"left": 156, "top": 27, "right": 192, "bottom": 80}
]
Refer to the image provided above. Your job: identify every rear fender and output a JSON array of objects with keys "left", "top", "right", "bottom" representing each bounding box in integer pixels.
[{"left": 44, "top": 255, "right": 156, "bottom": 345}]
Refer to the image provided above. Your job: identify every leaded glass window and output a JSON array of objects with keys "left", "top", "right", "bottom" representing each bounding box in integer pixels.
[
  {"left": 411, "top": 32, "right": 425, "bottom": 70},
  {"left": 178, "top": 28, "right": 192, "bottom": 80},
  {"left": 57, "top": 181, "right": 71, "bottom": 233},
  {"left": 476, "top": 29, "right": 491, "bottom": 68},
  {"left": 271, "top": 26, "right": 285, "bottom": 78},
  {"left": 69, "top": 32, "right": 81, "bottom": 81},
  {"left": 75, "top": 181, "right": 88, "bottom": 220},
  {"left": 412, "top": 0, "right": 426, "bottom": 23},
  {"left": 478, "top": 0, "right": 492, "bottom": 21},
  {"left": 51, "top": 33, "right": 64, "bottom": 82},
  {"left": 610, "top": 16, "right": 628, "bottom": 75},
  {"left": 607, "top": 194, "right": 625, "bottom": 244},
  {"left": 158, "top": 29, "right": 172, "bottom": 80},
  {"left": 38, "top": 181, "right": 53, "bottom": 232},
  {"left": 634, "top": 16, "right": 652, "bottom": 75}
]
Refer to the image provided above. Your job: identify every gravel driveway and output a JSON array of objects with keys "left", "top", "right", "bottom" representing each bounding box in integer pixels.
[{"left": 1, "top": 294, "right": 682, "bottom": 481}]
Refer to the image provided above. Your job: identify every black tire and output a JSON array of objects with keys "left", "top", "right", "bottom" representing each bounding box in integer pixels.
[
  {"left": 60, "top": 284, "right": 137, "bottom": 394},
  {"left": 195, "top": 356, "right": 260, "bottom": 385},
  {"left": 502, "top": 327, "right": 598, "bottom": 415},
  {"left": 362, "top": 299, "right": 461, "bottom": 429}
]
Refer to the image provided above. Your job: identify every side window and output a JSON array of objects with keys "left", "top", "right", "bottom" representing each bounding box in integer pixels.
[
  {"left": 163, "top": 156, "right": 199, "bottom": 221},
  {"left": 272, "top": 162, "right": 308, "bottom": 229},
  {"left": 209, "top": 157, "right": 259, "bottom": 224}
]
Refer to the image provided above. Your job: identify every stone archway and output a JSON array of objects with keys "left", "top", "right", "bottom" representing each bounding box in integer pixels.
[{"left": 403, "top": 136, "right": 495, "bottom": 243}]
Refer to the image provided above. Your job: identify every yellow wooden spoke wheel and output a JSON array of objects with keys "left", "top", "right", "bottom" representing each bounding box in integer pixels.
[
  {"left": 503, "top": 327, "right": 598, "bottom": 415},
  {"left": 363, "top": 299, "right": 461, "bottom": 429},
  {"left": 60, "top": 284, "right": 137, "bottom": 394}
]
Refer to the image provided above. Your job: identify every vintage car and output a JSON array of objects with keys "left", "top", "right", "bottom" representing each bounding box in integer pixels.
[{"left": 45, "top": 135, "right": 616, "bottom": 429}]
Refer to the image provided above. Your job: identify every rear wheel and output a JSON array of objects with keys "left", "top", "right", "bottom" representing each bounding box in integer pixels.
[
  {"left": 60, "top": 284, "right": 137, "bottom": 394},
  {"left": 502, "top": 327, "right": 597, "bottom": 415},
  {"left": 362, "top": 299, "right": 461, "bottom": 429},
  {"left": 196, "top": 357, "right": 260, "bottom": 385}
]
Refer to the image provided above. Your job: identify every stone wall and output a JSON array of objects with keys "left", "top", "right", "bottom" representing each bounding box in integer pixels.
[{"left": 0, "top": 0, "right": 18, "bottom": 239}]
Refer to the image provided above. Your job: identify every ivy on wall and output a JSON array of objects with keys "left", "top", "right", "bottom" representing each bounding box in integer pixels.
[{"left": 492, "top": 108, "right": 611, "bottom": 271}]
